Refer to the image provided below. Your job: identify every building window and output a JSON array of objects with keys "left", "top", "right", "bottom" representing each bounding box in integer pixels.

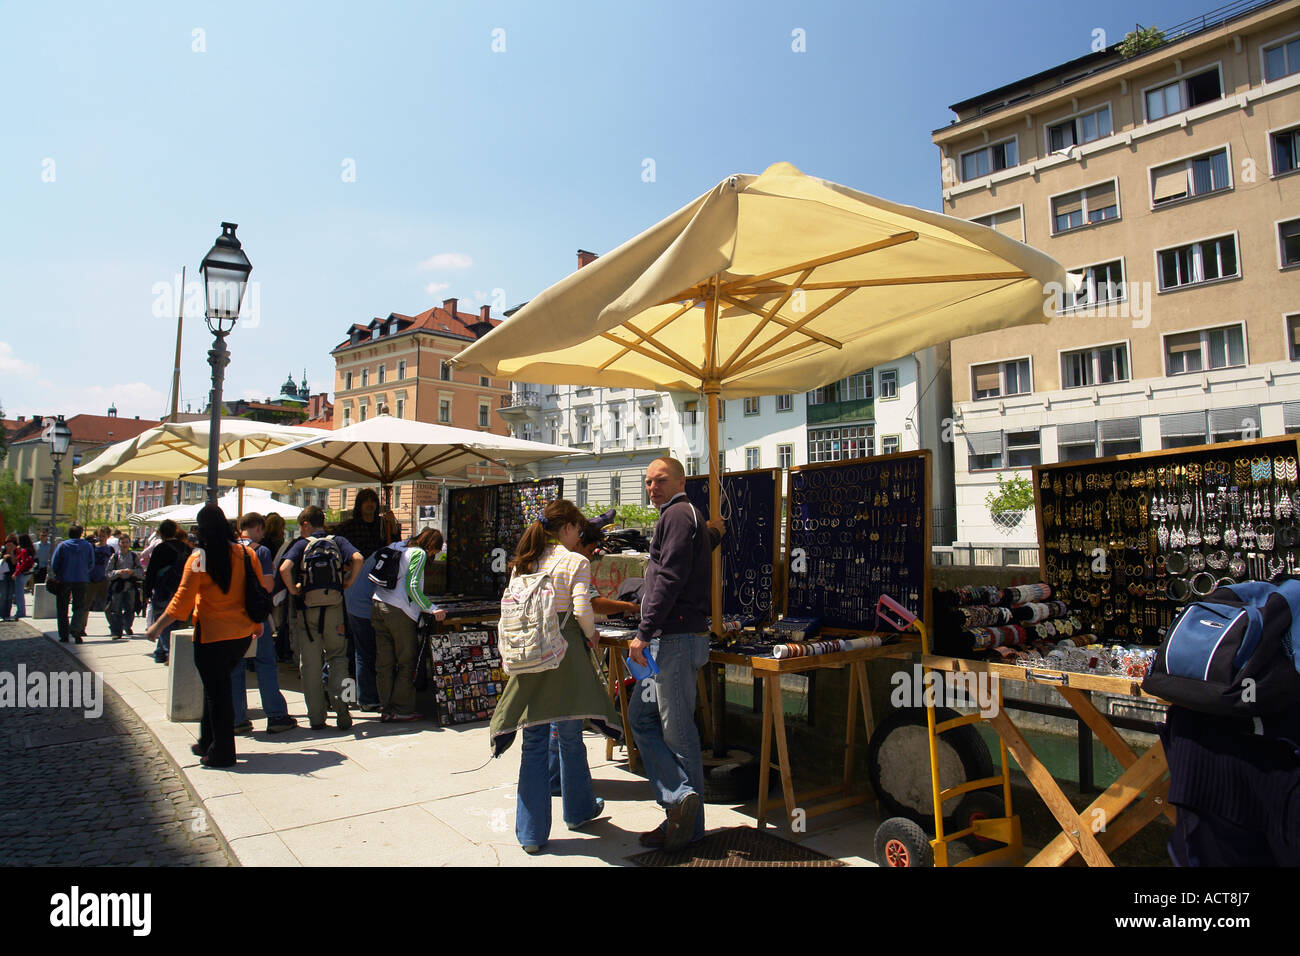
[
  {"left": 397, "top": 360, "right": 406, "bottom": 380},
  {"left": 610, "top": 475, "right": 621, "bottom": 506},
  {"left": 745, "top": 447, "right": 761, "bottom": 470},
  {"left": 361, "top": 368, "right": 369, "bottom": 387},
  {"left": 808, "top": 425, "right": 874, "bottom": 463},
  {"left": 343, "top": 409, "right": 353, "bottom": 428},
  {"left": 440, "top": 361, "right": 452, "bottom": 381},
  {"left": 1280, "top": 220, "right": 1300, "bottom": 268},
  {"left": 1005, "top": 429, "right": 1041, "bottom": 468},
  {"left": 1164, "top": 324, "right": 1246, "bottom": 375},
  {"left": 1157, "top": 234, "right": 1239, "bottom": 291},
  {"left": 806, "top": 385, "right": 833, "bottom": 405},
  {"left": 966, "top": 431, "right": 1002, "bottom": 471},
  {"left": 439, "top": 399, "right": 451, "bottom": 423},
  {"left": 960, "top": 138, "right": 1018, "bottom": 181},
  {"left": 344, "top": 371, "right": 353, "bottom": 391},
  {"left": 878, "top": 369, "right": 899, "bottom": 400},
  {"left": 576, "top": 478, "right": 588, "bottom": 508},
  {"left": 972, "top": 207, "right": 1024, "bottom": 241},
  {"left": 642, "top": 480, "right": 651, "bottom": 506},
  {"left": 686, "top": 457, "right": 699, "bottom": 477},
  {"left": 881, "top": 435, "right": 900, "bottom": 455},
  {"left": 841, "top": 371, "right": 872, "bottom": 401},
  {"left": 1062, "top": 343, "right": 1130, "bottom": 389},
  {"left": 1145, "top": 67, "right": 1222, "bottom": 121},
  {"left": 1264, "top": 35, "right": 1300, "bottom": 82},
  {"left": 1272, "top": 125, "right": 1300, "bottom": 175},
  {"left": 395, "top": 398, "right": 405, "bottom": 419},
  {"left": 547, "top": 420, "right": 559, "bottom": 444},
  {"left": 377, "top": 364, "right": 385, "bottom": 384},
  {"left": 640, "top": 405, "right": 657, "bottom": 437},
  {"left": 610, "top": 406, "right": 622, "bottom": 440},
  {"left": 1151, "top": 148, "right": 1231, "bottom": 206},
  {"left": 744, "top": 396, "right": 760, "bottom": 416},
  {"left": 1288, "top": 315, "right": 1300, "bottom": 360},
  {"left": 776, "top": 394, "right": 793, "bottom": 412},
  {"left": 1050, "top": 180, "right": 1118, "bottom": 234},
  {"left": 478, "top": 402, "right": 490, "bottom": 428},
  {"left": 578, "top": 412, "right": 591, "bottom": 443},
  {"left": 1160, "top": 412, "right": 1208, "bottom": 450},
  {"left": 480, "top": 376, "right": 490, "bottom": 387},
  {"left": 778, "top": 443, "right": 793, "bottom": 470},
  {"left": 971, "top": 358, "right": 1030, "bottom": 399},
  {"left": 1061, "top": 260, "right": 1125, "bottom": 311},
  {"left": 683, "top": 401, "right": 698, "bottom": 426},
  {"left": 359, "top": 403, "right": 369, "bottom": 423},
  {"left": 1047, "top": 105, "right": 1112, "bottom": 151}
]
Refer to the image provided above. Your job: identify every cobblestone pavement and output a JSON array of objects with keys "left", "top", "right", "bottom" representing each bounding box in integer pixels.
[{"left": 0, "top": 621, "right": 232, "bottom": 866}]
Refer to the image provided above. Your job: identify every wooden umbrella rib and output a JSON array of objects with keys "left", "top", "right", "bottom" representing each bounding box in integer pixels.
[
  {"left": 598, "top": 332, "right": 701, "bottom": 378},
  {"left": 724, "top": 337, "right": 841, "bottom": 382},
  {"left": 363, "top": 442, "right": 386, "bottom": 479},
  {"left": 726, "top": 295, "right": 844, "bottom": 348},
  {"left": 717, "top": 268, "right": 813, "bottom": 373},
  {"left": 725, "top": 287, "right": 856, "bottom": 377},
  {"left": 746, "top": 270, "right": 1031, "bottom": 292},
  {"left": 721, "top": 232, "right": 919, "bottom": 291},
  {"left": 295, "top": 444, "right": 382, "bottom": 483},
  {"left": 598, "top": 300, "right": 698, "bottom": 370},
  {"left": 621, "top": 319, "right": 705, "bottom": 380}
]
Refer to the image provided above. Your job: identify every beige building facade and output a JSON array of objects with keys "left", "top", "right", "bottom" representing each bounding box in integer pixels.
[{"left": 934, "top": 0, "right": 1300, "bottom": 550}]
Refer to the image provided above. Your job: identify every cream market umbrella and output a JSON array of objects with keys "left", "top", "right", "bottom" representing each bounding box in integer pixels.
[
  {"left": 201, "top": 414, "right": 580, "bottom": 506},
  {"left": 130, "top": 486, "right": 295, "bottom": 525},
  {"left": 453, "top": 161, "right": 1069, "bottom": 636},
  {"left": 74, "top": 419, "right": 329, "bottom": 495}
]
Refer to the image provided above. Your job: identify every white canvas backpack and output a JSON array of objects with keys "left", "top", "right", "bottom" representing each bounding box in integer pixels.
[{"left": 497, "top": 556, "right": 570, "bottom": 675}]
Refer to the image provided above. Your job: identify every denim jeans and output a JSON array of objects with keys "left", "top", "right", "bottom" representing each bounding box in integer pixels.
[
  {"left": 516, "top": 719, "right": 599, "bottom": 847},
  {"left": 10, "top": 573, "right": 30, "bottom": 618},
  {"left": 231, "top": 622, "right": 288, "bottom": 723},
  {"left": 0, "top": 577, "right": 11, "bottom": 620},
  {"left": 347, "top": 612, "right": 380, "bottom": 708},
  {"left": 152, "top": 601, "right": 178, "bottom": 662},
  {"left": 628, "top": 631, "right": 709, "bottom": 840}
]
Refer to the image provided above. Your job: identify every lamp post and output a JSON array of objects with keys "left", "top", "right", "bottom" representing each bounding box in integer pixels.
[
  {"left": 199, "top": 222, "right": 253, "bottom": 506},
  {"left": 44, "top": 415, "right": 72, "bottom": 538}
]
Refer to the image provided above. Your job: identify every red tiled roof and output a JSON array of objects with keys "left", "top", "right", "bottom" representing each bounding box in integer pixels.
[
  {"left": 65, "top": 414, "right": 159, "bottom": 445},
  {"left": 333, "top": 306, "right": 502, "bottom": 352},
  {"left": 302, "top": 414, "right": 333, "bottom": 429}
]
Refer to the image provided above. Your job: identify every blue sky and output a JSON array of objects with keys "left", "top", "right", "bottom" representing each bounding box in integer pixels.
[{"left": 1, "top": 0, "right": 1203, "bottom": 421}]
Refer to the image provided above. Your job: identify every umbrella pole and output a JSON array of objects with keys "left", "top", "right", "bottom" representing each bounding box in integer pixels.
[
  {"left": 237, "top": 481, "right": 245, "bottom": 516},
  {"left": 704, "top": 272, "right": 728, "bottom": 758}
]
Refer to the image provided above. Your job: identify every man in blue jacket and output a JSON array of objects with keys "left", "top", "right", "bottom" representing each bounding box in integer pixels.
[
  {"left": 49, "top": 525, "right": 95, "bottom": 643},
  {"left": 629, "top": 457, "right": 724, "bottom": 852}
]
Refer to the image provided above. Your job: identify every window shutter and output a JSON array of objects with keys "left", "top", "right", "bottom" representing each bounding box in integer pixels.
[
  {"left": 1085, "top": 180, "right": 1116, "bottom": 211},
  {"left": 973, "top": 366, "right": 1001, "bottom": 393},
  {"left": 1160, "top": 411, "right": 1206, "bottom": 438},
  {"left": 1284, "top": 402, "right": 1300, "bottom": 430},
  {"left": 993, "top": 209, "right": 1023, "bottom": 240},
  {"left": 965, "top": 431, "right": 1003, "bottom": 455},
  {"left": 1052, "top": 191, "right": 1083, "bottom": 218},
  {"left": 1209, "top": 406, "right": 1260, "bottom": 433},
  {"left": 1152, "top": 163, "right": 1189, "bottom": 201},
  {"left": 1100, "top": 417, "right": 1140, "bottom": 441},
  {"left": 1057, "top": 422, "right": 1097, "bottom": 445}
]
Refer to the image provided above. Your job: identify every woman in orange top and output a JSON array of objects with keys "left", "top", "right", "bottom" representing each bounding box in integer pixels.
[{"left": 145, "top": 505, "right": 267, "bottom": 767}]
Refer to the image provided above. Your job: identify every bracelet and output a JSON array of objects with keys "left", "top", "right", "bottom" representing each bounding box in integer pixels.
[
  {"left": 1168, "top": 577, "right": 1190, "bottom": 602},
  {"left": 1190, "top": 571, "right": 1217, "bottom": 597}
]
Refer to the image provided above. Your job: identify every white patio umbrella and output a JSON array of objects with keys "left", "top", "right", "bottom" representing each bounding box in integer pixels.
[
  {"left": 130, "top": 486, "right": 295, "bottom": 525},
  {"left": 197, "top": 414, "right": 580, "bottom": 506}
]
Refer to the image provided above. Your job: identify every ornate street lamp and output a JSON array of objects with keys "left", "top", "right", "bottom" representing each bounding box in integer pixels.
[
  {"left": 45, "top": 415, "right": 72, "bottom": 537},
  {"left": 199, "top": 222, "right": 253, "bottom": 504}
]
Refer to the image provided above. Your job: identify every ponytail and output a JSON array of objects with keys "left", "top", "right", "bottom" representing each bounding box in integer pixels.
[{"left": 508, "top": 499, "right": 584, "bottom": 575}]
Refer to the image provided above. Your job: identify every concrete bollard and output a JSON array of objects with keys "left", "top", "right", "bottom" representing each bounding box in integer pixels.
[
  {"left": 167, "top": 628, "right": 204, "bottom": 722},
  {"left": 33, "top": 583, "right": 56, "bottom": 619}
]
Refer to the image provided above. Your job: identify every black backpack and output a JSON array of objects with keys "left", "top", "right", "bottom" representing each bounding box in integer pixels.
[
  {"left": 241, "top": 547, "right": 272, "bottom": 624},
  {"left": 1142, "top": 579, "right": 1300, "bottom": 716},
  {"left": 368, "top": 545, "right": 403, "bottom": 590},
  {"left": 152, "top": 547, "right": 185, "bottom": 607},
  {"left": 299, "top": 535, "right": 344, "bottom": 607}
]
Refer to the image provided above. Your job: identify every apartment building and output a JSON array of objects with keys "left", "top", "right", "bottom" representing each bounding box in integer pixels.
[
  {"left": 934, "top": 0, "right": 1300, "bottom": 551},
  {"left": 329, "top": 299, "right": 509, "bottom": 533}
]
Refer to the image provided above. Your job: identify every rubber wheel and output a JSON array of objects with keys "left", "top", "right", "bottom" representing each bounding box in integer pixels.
[
  {"left": 866, "top": 707, "right": 994, "bottom": 827},
  {"left": 954, "top": 788, "right": 1006, "bottom": 851},
  {"left": 874, "top": 817, "right": 933, "bottom": 868},
  {"left": 700, "top": 747, "right": 767, "bottom": 805}
]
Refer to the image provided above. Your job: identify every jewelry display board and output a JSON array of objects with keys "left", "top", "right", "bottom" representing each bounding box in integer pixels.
[
  {"left": 684, "top": 467, "right": 781, "bottom": 623},
  {"left": 785, "top": 450, "right": 932, "bottom": 630},
  {"left": 428, "top": 629, "right": 505, "bottom": 726},
  {"left": 447, "top": 478, "right": 564, "bottom": 596},
  {"left": 1033, "top": 435, "right": 1300, "bottom": 646}
]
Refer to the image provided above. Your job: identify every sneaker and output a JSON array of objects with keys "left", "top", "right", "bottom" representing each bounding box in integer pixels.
[
  {"left": 638, "top": 824, "right": 667, "bottom": 848},
  {"left": 266, "top": 716, "right": 298, "bottom": 733},
  {"left": 310, "top": 722, "right": 327, "bottom": 730},
  {"left": 521, "top": 844, "right": 544, "bottom": 855},
  {"left": 232, "top": 721, "right": 254, "bottom": 735},
  {"left": 567, "top": 797, "right": 606, "bottom": 831},
  {"left": 664, "top": 792, "right": 700, "bottom": 852}
]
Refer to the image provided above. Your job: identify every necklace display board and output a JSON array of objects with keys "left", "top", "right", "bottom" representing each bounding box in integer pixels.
[
  {"left": 785, "top": 450, "right": 932, "bottom": 631},
  {"left": 1032, "top": 435, "right": 1300, "bottom": 646},
  {"left": 447, "top": 478, "right": 564, "bottom": 596},
  {"left": 684, "top": 467, "right": 781, "bottom": 623},
  {"left": 428, "top": 628, "right": 505, "bottom": 726}
]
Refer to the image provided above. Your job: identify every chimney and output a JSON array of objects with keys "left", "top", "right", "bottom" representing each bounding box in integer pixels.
[
  {"left": 467, "top": 304, "right": 494, "bottom": 339},
  {"left": 577, "top": 249, "right": 599, "bottom": 268},
  {"left": 443, "top": 297, "right": 459, "bottom": 317},
  {"left": 480, "top": 304, "right": 491, "bottom": 322}
]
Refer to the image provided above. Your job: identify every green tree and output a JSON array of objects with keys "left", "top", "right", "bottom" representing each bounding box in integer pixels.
[
  {"left": 1119, "top": 25, "right": 1165, "bottom": 58},
  {"left": 0, "top": 470, "right": 34, "bottom": 534}
]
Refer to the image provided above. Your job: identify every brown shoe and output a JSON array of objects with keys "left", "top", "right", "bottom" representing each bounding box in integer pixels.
[
  {"left": 664, "top": 793, "right": 700, "bottom": 852},
  {"left": 638, "top": 824, "right": 667, "bottom": 848}
]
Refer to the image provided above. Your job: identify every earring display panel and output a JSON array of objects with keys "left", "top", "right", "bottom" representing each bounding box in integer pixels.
[
  {"left": 492, "top": 478, "right": 564, "bottom": 594},
  {"left": 1034, "top": 435, "right": 1300, "bottom": 646},
  {"left": 428, "top": 629, "right": 504, "bottom": 726},
  {"left": 785, "top": 450, "right": 932, "bottom": 630},
  {"left": 684, "top": 468, "right": 781, "bottom": 624},
  {"left": 447, "top": 478, "right": 564, "bottom": 596}
]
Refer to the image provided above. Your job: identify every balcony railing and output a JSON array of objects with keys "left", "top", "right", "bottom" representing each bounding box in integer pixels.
[{"left": 500, "top": 391, "right": 542, "bottom": 409}]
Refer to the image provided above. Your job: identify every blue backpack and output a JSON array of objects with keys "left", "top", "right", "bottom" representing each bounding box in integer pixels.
[{"left": 1143, "top": 579, "right": 1300, "bottom": 716}]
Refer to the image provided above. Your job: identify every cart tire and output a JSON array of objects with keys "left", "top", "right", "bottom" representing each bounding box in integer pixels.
[
  {"left": 867, "top": 707, "right": 994, "bottom": 827},
  {"left": 700, "top": 747, "right": 765, "bottom": 804},
  {"left": 874, "top": 817, "right": 933, "bottom": 868},
  {"left": 954, "top": 789, "right": 1006, "bottom": 851}
]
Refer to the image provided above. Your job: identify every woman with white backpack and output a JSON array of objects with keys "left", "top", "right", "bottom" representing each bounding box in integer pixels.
[{"left": 489, "top": 499, "right": 623, "bottom": 854}]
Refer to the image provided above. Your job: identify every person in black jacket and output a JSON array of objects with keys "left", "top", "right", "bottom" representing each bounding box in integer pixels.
[
  {"left": 628, "top": 457, "right": 724, "bottom": 852},
  {"left": 143, "top": 520, "right": 191, "bottom": 664}
]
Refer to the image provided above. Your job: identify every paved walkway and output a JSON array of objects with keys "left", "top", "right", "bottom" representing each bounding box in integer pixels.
[
  {"left": 0, "top": 620, "right": 232, "bottom": 866},
  {"left": 18, "top": 611, "right": 880, "bottom": 867}
]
